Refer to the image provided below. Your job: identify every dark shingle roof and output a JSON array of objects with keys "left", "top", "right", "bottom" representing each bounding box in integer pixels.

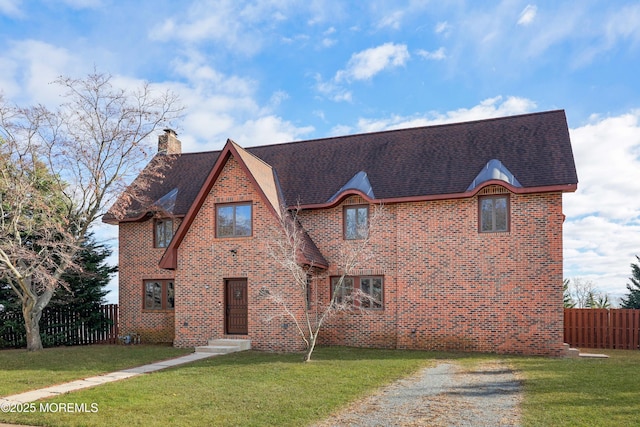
[{"left": 106, "top": 110, "right": 577, "bottom": 221}]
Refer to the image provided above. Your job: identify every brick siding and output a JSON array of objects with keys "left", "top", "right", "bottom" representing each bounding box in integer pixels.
[{"left": 118, "top": 154, "right": 565, "bottom": 356}]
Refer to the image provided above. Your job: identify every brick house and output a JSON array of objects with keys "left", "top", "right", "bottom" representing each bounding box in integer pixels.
[{"left": 104, "top": 110, "right": 578, "bottom": 356}]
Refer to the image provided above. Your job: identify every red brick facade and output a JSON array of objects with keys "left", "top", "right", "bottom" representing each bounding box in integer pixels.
[{"left": 118, "top": 152, "right": 566, "bottom": 356}]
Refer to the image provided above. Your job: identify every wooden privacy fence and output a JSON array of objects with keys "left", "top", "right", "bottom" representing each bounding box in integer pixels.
[
  {"left": 564, "top": 308, "right": 640, "bottom": 350},
  {"left": 0, "top": 304, "right": 119, "bottom": 348}
]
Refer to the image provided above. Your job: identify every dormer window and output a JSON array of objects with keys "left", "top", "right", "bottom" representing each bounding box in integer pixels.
[{"left": 154, "top": 219, "right": 174, "bottom": 248}]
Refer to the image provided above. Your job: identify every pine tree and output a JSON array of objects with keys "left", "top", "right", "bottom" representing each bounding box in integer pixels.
[
  {"left": 621, "top": 256, "right": 640, "bottom": 309},
  {"left": 0, "top": 234, "right": 116, "bottom": 347}
]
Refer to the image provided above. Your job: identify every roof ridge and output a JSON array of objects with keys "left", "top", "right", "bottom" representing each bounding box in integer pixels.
[{"left": 241, "top": 109, "right": 566, "bottom": 150}]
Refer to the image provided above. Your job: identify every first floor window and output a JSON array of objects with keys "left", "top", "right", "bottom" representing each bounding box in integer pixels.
[
  {"left": 479, "top": 195, "right": 509, "bottom": 232},
  {"left": 216, "top": 203, "right": 252, "bottom": 237},
  {"left": 331, "top": 276, "right": 383, "bottom": 309},
  {"left": 144, "top": 279, "right": 175, "bottom": 310},
  {"left": 154, "top": 219, "right": 174, "bottom": 248}
]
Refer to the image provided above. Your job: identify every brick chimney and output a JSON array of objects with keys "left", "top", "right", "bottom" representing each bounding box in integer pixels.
[{"left": 158, "top": 129, "right": 182, "bottom": 155}]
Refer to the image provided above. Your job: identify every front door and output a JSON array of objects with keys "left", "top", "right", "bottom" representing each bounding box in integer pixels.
[{"left": 225, "top": 279, "right": 248, "bottom": 335}]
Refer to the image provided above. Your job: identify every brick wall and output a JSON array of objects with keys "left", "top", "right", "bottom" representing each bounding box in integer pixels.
[
  {"left": 298, "top": 189, "right": 565, "bottom": 356},
  {"left": 118, "top": 155, "right": 565, "bottom": 355},
  {"left": 172, "top": 156, "right": 306, "bottom": 351},
  {"left": 118, "top": 219, "right": 177, "bottom": 343}
]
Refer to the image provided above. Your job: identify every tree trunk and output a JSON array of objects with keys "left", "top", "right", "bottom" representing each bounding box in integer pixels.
[
  {"left": 304, "top": 333, "right": 318, "bottom": 362},
  {"left": 21, "top": 286, "right": 54, "bottom": 351},
  {"left": 23, "top": 299, "right": 44, "bottom": 351}
]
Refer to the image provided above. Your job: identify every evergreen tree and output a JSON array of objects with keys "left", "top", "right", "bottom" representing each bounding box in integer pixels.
[
  {"left": 563, "top": 279, "right": 575, "bottom": 308},
  {"left": 0, "top": 234, "right": 116, "bottom": 347},
  {"left": 621, "top": 256, "right": 640, "bottom": 309}
]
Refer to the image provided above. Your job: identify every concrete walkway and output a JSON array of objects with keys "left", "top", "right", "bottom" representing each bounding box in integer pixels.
[{"left": 0, "top": 352, "right": 218, "bottom": 406}]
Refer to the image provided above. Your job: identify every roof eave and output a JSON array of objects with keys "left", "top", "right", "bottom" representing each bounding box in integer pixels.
[{"left": 293, "top": 181, "right": 578, "bottom": 210}]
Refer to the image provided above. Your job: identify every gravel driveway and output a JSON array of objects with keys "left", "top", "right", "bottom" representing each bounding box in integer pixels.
[{"left": 314, "top": 360, "right": 522, "bottom": 427}]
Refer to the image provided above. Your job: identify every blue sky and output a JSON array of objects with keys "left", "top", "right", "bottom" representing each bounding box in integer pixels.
[{"left": 1, "top": 0, "right": 639, "bottom": 304}]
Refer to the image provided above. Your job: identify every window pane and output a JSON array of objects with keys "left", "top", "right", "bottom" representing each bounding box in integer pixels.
[
  {"left": 167, "top": 281, "right": 175, "bottom": 309},
  {"left": 356, "top": 207, "right": 368, "bottom": 238},
  {"left": 345, "top": 208, "right": 357, "bottom": 239},
  {"left": 217, "top": 206, "right": 234, "bottom": 237},
  {"left": 145, "top": 281, "right": 162, "bottom": 309},
  {"left": 372, "top": 278, "right": 383, "bottom": 309},
  {"left": 480, "top": 199, "right": 494, "bottom": 232},
  {"left": 145, "top": 282, "right": 155, "bottom": 309},
  {"left": 361, "top": 278, "right": 371, "bottom": 308},
  {"left": 155, "top": 220, "right": 173, "bottom": 248},
  {"left": 332, "top": 277, "right": 353, "bottom": 304},
  {"left": 235, "top": 204, "right": 252, "bottom": 236},
  {"left": 361, "top": 277, "right": 383, "bottom": 309},
  {"left": 494, "top": 198, "right": 508, "bottom": 231}
]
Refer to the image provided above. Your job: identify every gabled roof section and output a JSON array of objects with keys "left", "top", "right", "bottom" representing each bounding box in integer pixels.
[
  {"left": 327, "top": 171, "right": 375, "bottom": 203},
  {"left": 466, "top": 159, "right": 522, "bottom": 191},
  {"left": 247, "top": 110, "right": 578, "bottom": 207},
  {"left": 102, "top": 151, "right": 220, "bottom": 224},
  {"left": 159, "top": 139, "right": 287, "bottom": 269},
  {"left": 229, "top": 139, "right": 283, "bottom": 219}
]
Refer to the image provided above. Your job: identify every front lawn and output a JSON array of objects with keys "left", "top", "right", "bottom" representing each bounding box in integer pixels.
[
  {"left": 512, "top": 349, "right": 640, "bottom": 426},
  {"left": 0, "top": 347, "right": 434, "bottom": 427},
  {"left": 0, "top": 345, "right": 192, "bottom": 396},
  {"left": 2, "top": 346, "right": 639, "bottom": 426}
]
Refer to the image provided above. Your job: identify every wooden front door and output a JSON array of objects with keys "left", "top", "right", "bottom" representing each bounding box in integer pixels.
[{"left": 225, "top": 279, "right": 248, "bottom": 335}]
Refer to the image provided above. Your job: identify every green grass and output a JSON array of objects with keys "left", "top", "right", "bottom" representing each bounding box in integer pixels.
[
  {"left": 0, "top": 345, "right": 192, "bottom": 396},
  {"left": 0, "top": 347, "right": 434, "bottom": 427},
  {"left": 511, "top": 350, "right": 640, "bottom": 427},
  {"left": 2, "top": 346, "right": 640, "bottom": 427}
]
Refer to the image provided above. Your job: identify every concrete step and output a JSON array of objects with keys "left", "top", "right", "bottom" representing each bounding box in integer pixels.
[
  {"left": 195, "top": 339, "right": 251, "bottom": 354},
  {"left": 563, "top": 343, "right": 580, "bottom": 358},
  {"left": 207, "top": 339, "right": 251, "bottom": 350}
]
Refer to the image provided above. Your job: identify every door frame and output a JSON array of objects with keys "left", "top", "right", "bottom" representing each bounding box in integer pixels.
[{"left": 224, "top": 278, "right": 248, "bottom": 335}]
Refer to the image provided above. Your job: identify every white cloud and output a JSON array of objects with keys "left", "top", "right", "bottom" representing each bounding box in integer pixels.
[
  {"left": 517, "top": 5, "right": 537, "bottom": 26},
  {"left": 335, "top": 43, "right": 410, "bottom": 82},
  {"left": 335, "top": 95, "right": 537, "bottom": 135},
  {"left": 564, "top": 111, "right": 640, "bottom": 300},
  {"left": 377, "top": 10, "right": 404, "bottom": 30},
  {"left": 148, "top": 0, "right": 274, "bottom": 55},
  {"left": 0, "top": 40, "right": 85, "bottom": 106},
  {"left": 417, "top": 47, "right": 446, "bottom": 61},
  {"left": 61, "top": 0, "right": 102, "bottom": 9},
  {"left": 0, "top": 0, "right": 22, "bottom": 17},
  {"left": 435, "top": 21, "right": 451, "bottom": 36}
]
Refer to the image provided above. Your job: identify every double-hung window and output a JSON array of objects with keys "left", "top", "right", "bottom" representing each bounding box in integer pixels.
[
  {"left": 344, "top": 205, "right": 369, "bottom": 240},
  {"left": 479, "top": 195, "right": 509, "bottom": 232},
  {"left": 216, "top": 203, "right": 252, "bottom": 237}
]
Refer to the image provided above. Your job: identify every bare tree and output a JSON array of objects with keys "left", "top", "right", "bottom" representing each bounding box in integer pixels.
[
  {"left": 263, "top": 204, "right": 383, "bottom": 362},
  {"left": 0, "top": 72, "right": 182, "bottom": 350},
  {"left": 567, "top": 278, "right": 612, "bottom": 309}
]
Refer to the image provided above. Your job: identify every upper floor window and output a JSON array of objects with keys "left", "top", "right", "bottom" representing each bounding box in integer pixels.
[
  {"left": 154, "top": 219, "right": 174, "bottom": 248},
  {"left": 479, "top": 195, "right": 509, "bottom": 232},
  {"left": 144, "top": 279, "right": 174, "bottom": 310},
  {"left": 344, "top": 205, "right": 369, "bottom": 240},
  {"left": 216, "top": 203, "right": 252, "bottom": 237}
]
